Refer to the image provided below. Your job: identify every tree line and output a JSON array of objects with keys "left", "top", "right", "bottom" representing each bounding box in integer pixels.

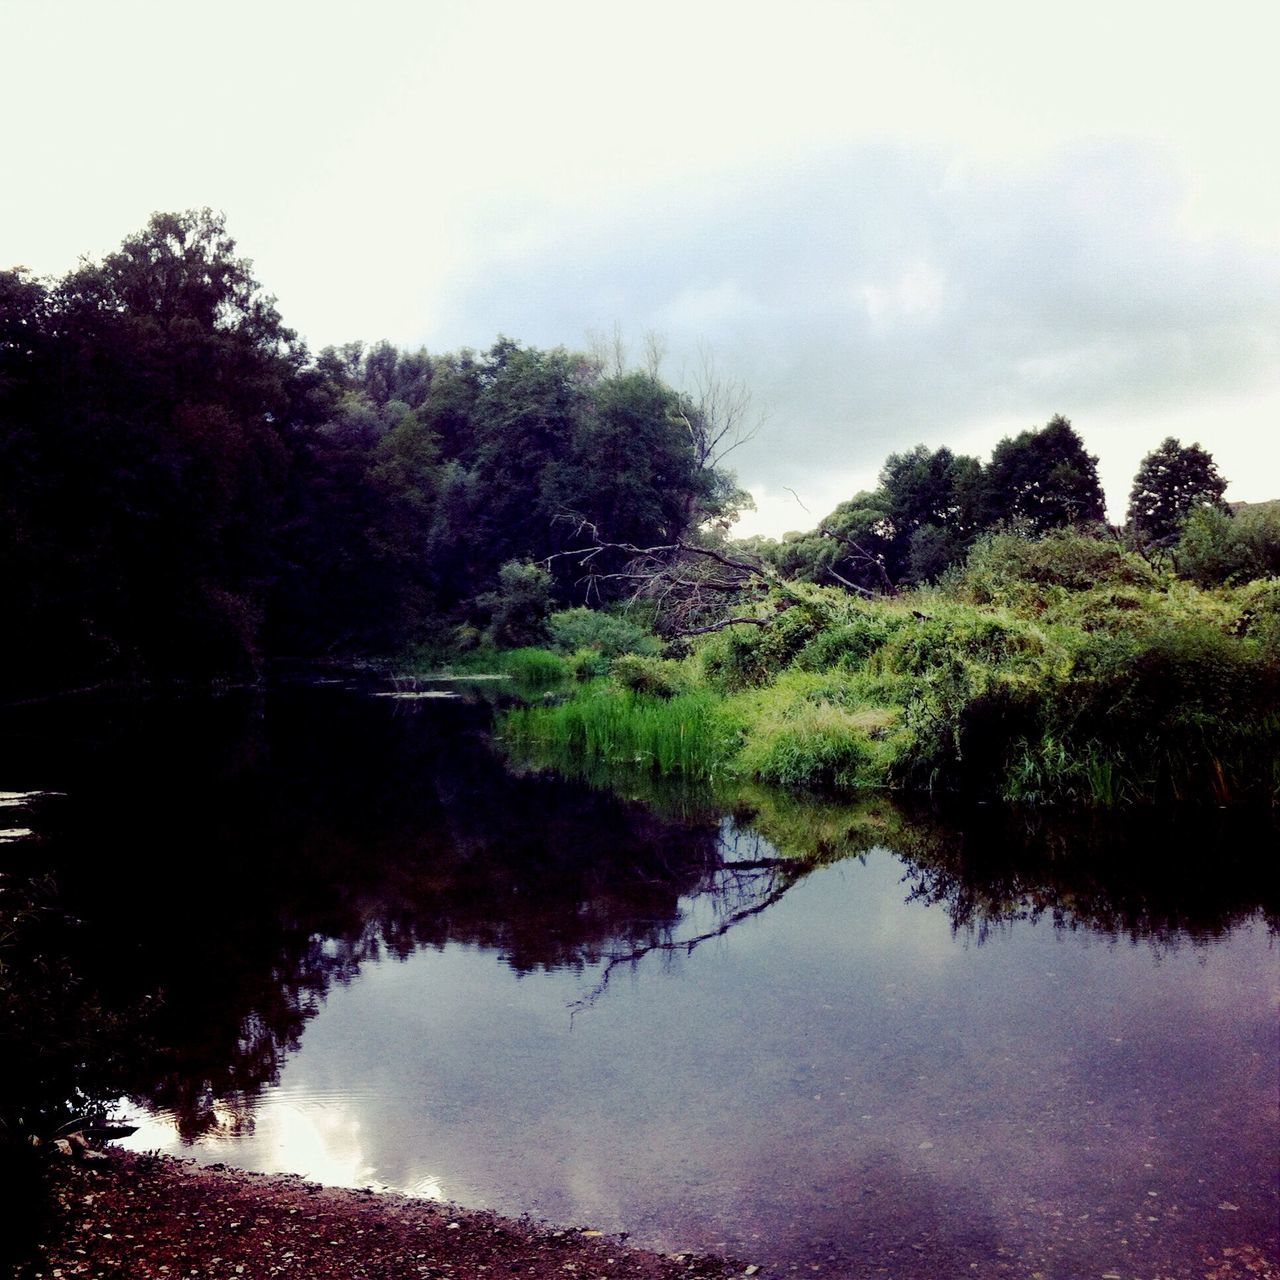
[
  {"left": 0, "top": 211, "right": 743, "bottom": 695},
  {"left": 761, "top": 420, "right": 1247, "bottom": 596},
  {"left": 2, "top": 210, "right": 1272, "bottom": 696}
]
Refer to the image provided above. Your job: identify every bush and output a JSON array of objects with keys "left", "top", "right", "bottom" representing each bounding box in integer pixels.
[
  {"left": 1229, "top": 578, "right": 1280, "bottom": 657},
  {"left": 567, "top": 647, "right": 612, "bottom": 680},
  {"left": 730, "top": 671, "right": 904, "bottom": 790},
  {"left": 1177, "top": 504, "right": 1280, "bottom": 586},
  {"left": 951, "top": 530, "right": 1156, "bottom": 607},
  {"left": 545, "top": 607, "right": 658, "bottom": 658},
  {"left": 880, "top": 605, "right": 1055, "bottom": 678},
  {"left": 734, "top": 699, "right": 902, "bottom": 790},
  {"left": 475, "top": 561, "right": 555, "bottom": 648},
  {"left": 700, "top": 607, "right": 826, "bottom": 690},
  {"left": 610, "top": 654, "right": 690, "bottom": 698},
  {"left": 794, "top": 610, "right": 905, "bottom": 670}
]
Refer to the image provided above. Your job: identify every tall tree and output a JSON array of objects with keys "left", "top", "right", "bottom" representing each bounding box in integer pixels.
[
  {"left": 878, "top": 444, "right": 984, "bottom": 582},
  {"left": 982, "top": 414, "right": 1105, "bottom": 532},
  {"left": 1126, "top": 437, "right": 1227, "bottom": 545},
  {"left": 2, "top": 211, "right": 304, "bottom": 689}
]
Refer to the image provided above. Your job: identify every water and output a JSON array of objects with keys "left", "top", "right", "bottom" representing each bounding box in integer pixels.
[{"left": 2, "top": 684, "right": 1276, "bottom": 1277}]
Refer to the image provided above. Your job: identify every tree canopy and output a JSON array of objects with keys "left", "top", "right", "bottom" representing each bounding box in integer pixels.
[{"left": 1126, "top": 437, "right": 1226, "bottom": 545}]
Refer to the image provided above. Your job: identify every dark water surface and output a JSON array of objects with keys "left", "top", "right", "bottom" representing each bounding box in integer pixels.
[{"left": 2, "top": 684, "right": 1276, "bottom": 1277}]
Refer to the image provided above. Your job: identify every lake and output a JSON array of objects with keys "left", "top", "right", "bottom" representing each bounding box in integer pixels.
[{"left": 2, "top": 682, "right": 1276, "bottom": 1277}]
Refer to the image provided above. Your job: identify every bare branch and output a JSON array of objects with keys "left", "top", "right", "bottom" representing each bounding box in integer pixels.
[
  {"left": 677, "top": 615, "right": 771, "bottom": 637},
  {"left": 783, "top": 486, "right": 811, "bottom": 515},
  {"left": 825, "top": 567, "right": 875, "bottom": 597}
]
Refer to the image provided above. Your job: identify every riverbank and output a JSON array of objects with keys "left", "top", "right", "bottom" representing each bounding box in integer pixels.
[{"left": 18, "top": 1149, "right": 742, "bottom": 1280}]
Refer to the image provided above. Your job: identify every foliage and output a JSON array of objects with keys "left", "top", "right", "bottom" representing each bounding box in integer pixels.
[
  {"left": 946, "top": 529, "right": 1157, "bottom": 608},
  {"left": 610, "top": 654, "right": 691, "bottom": 698},
  {"left": 700, "top": 606, "right": 827, "bottom": 691},
  {"left": 1175, "top": 502, "right": 1280, "bottom": 586},
  {"left": 503, "top": 687, "right": 735, "bottom": 780},
  {"left": 980, "top": 414, "right": 1105, "bottom": 531},
  {"left": 2, "top": 211, "right": 301, "bottom": 690},
  {"left": 495, "top": 646, "right": 570, "bottom": 686},
  {"left": 545, "top": 607, "right": 658, "bottom": 657},
  {"left": 729, "top": 672, "right": 904, "bottom": 790},
  {"left": 475, "top": 561, "right": 555, "bottom": 648},
  {"left": 0, "top": 218, "right": 748, "bottom": 697},
  {"left": 506, "top": 522, "right": 1279, "bottom": 807},
  {"left": 1126, "top": 436, "right": 1227, "bottom": 546}
]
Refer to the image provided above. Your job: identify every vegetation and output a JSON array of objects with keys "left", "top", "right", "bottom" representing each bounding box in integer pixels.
[
  {"left": 502, "top": 528, "right": 1279, "bottom": 807},
  {"left": 3, "top": 209, "right": 1276, "bottom": 806},
  {"left": 1, "top": 213, "right": 747, "bottom": 699}
]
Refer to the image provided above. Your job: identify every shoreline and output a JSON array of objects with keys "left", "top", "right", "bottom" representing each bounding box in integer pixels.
[{"left": 20, "top": 1149, "right": 742, "bottom": 1280}]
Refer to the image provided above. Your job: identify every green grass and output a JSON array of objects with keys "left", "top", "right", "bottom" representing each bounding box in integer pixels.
[{"left": 502, "top": 686, "right": 736, "bottom": 781}]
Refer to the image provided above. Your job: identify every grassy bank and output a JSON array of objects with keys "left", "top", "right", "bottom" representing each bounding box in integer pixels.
[{"left": 497, "top": 532, "right": 1280, "bottom": 807}]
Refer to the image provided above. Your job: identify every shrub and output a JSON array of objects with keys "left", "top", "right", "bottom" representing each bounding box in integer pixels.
[
  {"left": 794, "top": 610, "right": 906, "bottom": 671},
  {"left": 951, "top": 530, "right": 1157, "bottom": 607},
  {"left": 567, "top": 647, "right": 612, "bottom": 680},
  {"left": 475, "top": 561, "right": 554, "bottom": 648},
  {"left": 700, "top": 606, "right": 826, "bottom": 690},
  {"left": 730, "top": 671, "right": 904, "bottom": 791},
  {"left": 1177, "top": 504, "right": 1280, "bottom": 586},
  {"left": 1229, "top": 578, "right": 1280, "bottom": 657},
  {"left": 545, "top": 607, "right": 658, "bottom": 657},
  {"left": 880, "top": 605, "right": 1054, "bottom": 678},
  {"left": 610, "top": 654, "right": 690, "bottom": 698},
  {"left": 736, "top": 697, "right": 901, "bottom": 790}
]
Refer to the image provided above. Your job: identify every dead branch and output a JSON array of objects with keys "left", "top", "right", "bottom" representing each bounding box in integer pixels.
[{"left": 678, "top": 615, "right": 771, "bottom": 636}]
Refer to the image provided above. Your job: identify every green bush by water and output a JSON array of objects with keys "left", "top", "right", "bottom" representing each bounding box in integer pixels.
[{"left": 496, "top": 530, "right": 1280, "bottom": 807}]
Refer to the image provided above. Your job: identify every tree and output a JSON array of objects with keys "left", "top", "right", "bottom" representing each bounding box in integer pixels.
[
  {"left": 476, "top": 560, "right": 555, "bottom": 647},
  {"left": 878, "top": 445, "right": 984, "bottom": 582},
  {"left": 2, "top": 211, "right": 304, "bottom": 690},
  {"left": 1126, "top": 437, "right": 1227, "bottom": 546},
  {"left": 1175, "top": 502, "right": 1280, "bottom": 586},
  {"left": 982, "top": 415, "right": 1105, "bottom": 532}
]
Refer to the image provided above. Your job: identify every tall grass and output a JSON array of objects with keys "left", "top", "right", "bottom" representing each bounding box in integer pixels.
[{"left": 502, "top": 686, "right": 735, "bottom": 781}]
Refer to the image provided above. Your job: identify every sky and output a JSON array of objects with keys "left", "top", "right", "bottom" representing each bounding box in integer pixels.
[{"left": 3, "top": 0, "right": 1277, "bottom": 537}]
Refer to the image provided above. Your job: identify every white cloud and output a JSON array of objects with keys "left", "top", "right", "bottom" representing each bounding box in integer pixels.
[
  {"left": 861, "top": 260, "right": 948, "bottom": 327},
  {"left": 2, "top": 0, "right": 1276, "bottom": 536}
]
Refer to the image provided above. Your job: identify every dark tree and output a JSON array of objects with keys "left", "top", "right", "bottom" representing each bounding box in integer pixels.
[
  {"left": 879, "top": 444, "right": 984, "bottom": 582},
  {"left": 1126, "top": 437, "right": 1227, "bottom": 546},
  {"left": 982, "top": 414, "right": 1105, "bottom": 532},
  {"left": 1, "top": 211, "right": 304, "bottom": 692}
]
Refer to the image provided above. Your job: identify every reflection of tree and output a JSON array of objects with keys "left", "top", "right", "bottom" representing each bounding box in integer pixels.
[
  {"left": 886, "top": 802, "right": 1279, "bottom": 946},
  {"left": 7, "top": 687, "right": 1276, "bottom": 1149},
  {"left": 6, "top": 688, "right": 752, "bottom": 1141}
]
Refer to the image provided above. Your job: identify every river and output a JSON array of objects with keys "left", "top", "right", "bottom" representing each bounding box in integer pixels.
[{"left": 2, "top": 681, "right": 1275, "bottom": 1277}]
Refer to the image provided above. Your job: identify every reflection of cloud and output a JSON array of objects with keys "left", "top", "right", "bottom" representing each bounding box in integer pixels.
[{"left": 122, "top": 1097, "right": 381, "bottom": 1192}]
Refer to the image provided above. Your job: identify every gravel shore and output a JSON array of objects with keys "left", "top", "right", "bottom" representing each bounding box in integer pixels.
[{"left": 19, "top": 1150, "right": 742, "bottom": 1280}]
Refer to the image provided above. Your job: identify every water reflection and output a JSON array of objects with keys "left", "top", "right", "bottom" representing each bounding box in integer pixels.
[{"left": 2, "top": 685, "right": 1276, "bottom": 1276}]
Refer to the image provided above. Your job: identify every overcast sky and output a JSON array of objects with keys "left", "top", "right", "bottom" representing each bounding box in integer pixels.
[{"left": 4, "top": 0, "right": 1277, "bottom": 536}]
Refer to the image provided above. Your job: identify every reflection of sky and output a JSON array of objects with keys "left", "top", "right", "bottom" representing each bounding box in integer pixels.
[{"left": 123, "top": 848, "right": 1278, "bottom": 1271}]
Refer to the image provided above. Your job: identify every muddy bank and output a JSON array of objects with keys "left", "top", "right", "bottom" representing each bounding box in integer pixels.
[{"left": 18, "top": 1150, "right": 743, "bottom": 1280}]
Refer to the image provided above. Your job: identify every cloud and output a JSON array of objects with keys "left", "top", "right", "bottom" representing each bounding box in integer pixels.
[{"left": 420, "top": 139, "right": 1280, "bottom": 529}]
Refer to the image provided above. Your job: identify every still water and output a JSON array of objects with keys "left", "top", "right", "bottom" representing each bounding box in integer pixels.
[{"left": 3, "top": 684, "right": 1276, "bottom": 1277}]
